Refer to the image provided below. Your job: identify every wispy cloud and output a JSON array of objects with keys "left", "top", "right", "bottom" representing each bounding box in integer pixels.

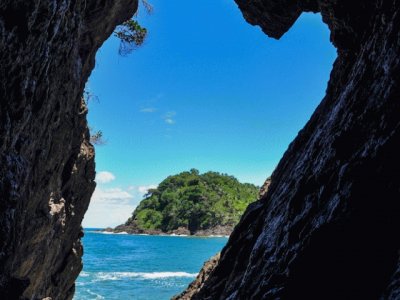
[
  {"left": 139, "top": 93, "right": 164, "bottom": 113},
  {"left": 83, "top": 186, "right": 135, "bottom": 228},
  {"left": 91, "top": 187, "right": 133, "bottom": 205},
  {"left": 163, "top": 111, "right": 176, "bottom": 125},
  {"left": 165, "top": 118, "right": 175, "bottom": 124},
  {"left": 140, "top": 107, "right": 157, "bottom": 113},
  {"left": 96, "top": 171, "right": 116, "bottom": 184},
  {"left": 127, "top": 184, "right": 158, "bottom": 198},
  {"left": 137, "top": 184, "right": 158, "bottom": 194},
  {"left": 83, "top": 184, "right": 158, "bottom": 228}
]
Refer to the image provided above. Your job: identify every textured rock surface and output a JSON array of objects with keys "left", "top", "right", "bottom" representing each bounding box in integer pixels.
[
  {"left": 259, "top": 177, "right": 272, "bottom": 199},
  {"left": 192, "top": 0, "right": 400, "bottom": 299},
  {"left": 173, "top": 253, "right": 221, "bottom": 300},
  {"left": 0, "top": 1, "right": 137, "bottom": 299}
]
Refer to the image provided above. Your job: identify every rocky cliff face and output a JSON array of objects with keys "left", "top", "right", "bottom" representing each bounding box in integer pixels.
[
  {"left": 2, "top": 0, "right": 400, "bottom": 299},
  {"left": 0, "top": 1, "right": 137, "bottom": 299},
  {"left": 173, "top": 253, "right": 221, "bottom": 300},
  {"left": 192, "top": 0, "right": 400, "bottom": 299}
]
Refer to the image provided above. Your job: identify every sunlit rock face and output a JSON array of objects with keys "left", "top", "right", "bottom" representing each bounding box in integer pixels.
[
  {"left": 193, "top": 1, "right": 400, "bottom": 299},
  {"left": 0, "top": 1, "right": 137, "bottom": 299}
]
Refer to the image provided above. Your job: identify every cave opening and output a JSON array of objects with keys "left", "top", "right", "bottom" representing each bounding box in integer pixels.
[
  {"left": 3, "top": 1, "right": 400, "bottom": 300},
  {"left": 78, "top": 0, "right": 337, "bottom": 299}
]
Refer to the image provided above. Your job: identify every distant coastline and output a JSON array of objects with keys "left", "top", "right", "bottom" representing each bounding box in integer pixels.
[{"left": 95, "top": 224, "right": 232, "bottom": 238}]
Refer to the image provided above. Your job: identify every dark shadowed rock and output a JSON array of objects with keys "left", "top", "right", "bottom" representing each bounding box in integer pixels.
[
  {"left": 190, "top": 0, "right": 400, "bottom": 299},
  {"left": 0, "top": 0, "right": 138, "bottom": 299},
  {"left": 173, "top": 253, "right": 221, "bottom": 300},
  {"left": 1, "top": 0, "right": 400, "bottom": 299}
]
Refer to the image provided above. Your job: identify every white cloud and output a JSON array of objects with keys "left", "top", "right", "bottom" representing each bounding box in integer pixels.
[
  {"left": 137, "top": 184, "right": 158, "bottom": 194},
  {"left": 83, "top": 187, "right": 135, "bottom": 228},
  {"left": 96, "top": 171, "right": 115, "bottom": 184},
  {"left": 127, "top": 184, "right": 158, "bottom": 200},
  {"left": 140, "top": 107, "right": 157, "bottom": 113},
  {"left": 82, "top": 184, "right": 158, "bottom": 228},
  {"left": 165, "top": 118, "right": 175, "bottom": 124},
  {"left": 91, "top": 187, "right": 133, "bottom": 205},
  {"left": 163, "top": 111, "right": 176, "bottom": 125}
]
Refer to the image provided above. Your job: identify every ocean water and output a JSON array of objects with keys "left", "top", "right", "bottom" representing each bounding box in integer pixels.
[{"left": 74, "top": 230, "right": 228, "bottom": 300}]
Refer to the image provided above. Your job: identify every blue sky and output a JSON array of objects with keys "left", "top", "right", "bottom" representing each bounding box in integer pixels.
[{"left": 82, "top": 0, "right": 336, "bottom": 228}]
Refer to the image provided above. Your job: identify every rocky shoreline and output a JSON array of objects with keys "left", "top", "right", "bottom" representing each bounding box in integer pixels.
[{"left": 100, "top": 224, "right": 233, "bottom": 237}]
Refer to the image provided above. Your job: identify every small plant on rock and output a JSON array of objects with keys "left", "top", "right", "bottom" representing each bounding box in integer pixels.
[{"left": 114, "top": 0, "right": 153, "bottom": 56}]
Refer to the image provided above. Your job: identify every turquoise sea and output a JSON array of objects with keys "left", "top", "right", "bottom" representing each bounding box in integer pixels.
[{"left": 74, "top": 230, "right": 228, "bottom": 300}]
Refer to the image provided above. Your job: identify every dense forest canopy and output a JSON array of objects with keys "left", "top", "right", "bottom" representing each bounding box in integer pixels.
[{"left": 125, "top": 169, "right": 259, "bottom": 233}]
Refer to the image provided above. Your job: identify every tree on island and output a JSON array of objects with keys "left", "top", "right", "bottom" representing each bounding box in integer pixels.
[{"left": 123, "top": 169, "right": 259, "bottom": 235}]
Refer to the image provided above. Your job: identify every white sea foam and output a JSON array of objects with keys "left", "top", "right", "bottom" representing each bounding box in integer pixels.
[
  {"left": 89, "top": 231, "right": 128, "bottom": 235},
  {"left": 169, "top": 234, "right": 189, "bottom": 237},
  {"left": 93, "top": 271, "right": 198, "bottom": 281},
  {"left": 80, "top": 271, "right": 90, "bottom": 277},
  {"left": 207, "top": 235, "right": 230, "bottom": 238},
  {"left": 85, "top": 230, "right": 111, "bottom": 234},
  {"left": 85, "top": 289, "right": 105, "bottom": 300}
]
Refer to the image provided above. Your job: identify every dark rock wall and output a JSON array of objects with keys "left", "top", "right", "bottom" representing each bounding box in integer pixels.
[
  {"left": 1, "top": 0, "right": 400, "bottom": 299},
  {"left": 193, "top": 0, "right": 400, "bottom": 299},
  {"left": 0, "top": 1, "right": 137, "bottom": 299},
  {"left": 173, "top": 253, "right": 221, "bottom": 300}
]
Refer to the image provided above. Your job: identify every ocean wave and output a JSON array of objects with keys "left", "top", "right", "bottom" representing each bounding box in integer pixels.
[
  {"left": 93, "top": 271, "right": 198, "bottom": 281},
  {"left": 80, "top": 271, "right": 90, "bottom": 277},
  {"left": 85, "top": 289, "right": 105, "bottom": 300},
  {"left": 88, "top": 231, "right": 128, "bottom": 235},
  {"left": 169, "top": 234, "right": 189, "bottom": 237}
]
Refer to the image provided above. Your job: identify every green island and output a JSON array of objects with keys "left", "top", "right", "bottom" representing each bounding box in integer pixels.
[{"left": 107, "top": 169, "right": 259, "bottom": 236}]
